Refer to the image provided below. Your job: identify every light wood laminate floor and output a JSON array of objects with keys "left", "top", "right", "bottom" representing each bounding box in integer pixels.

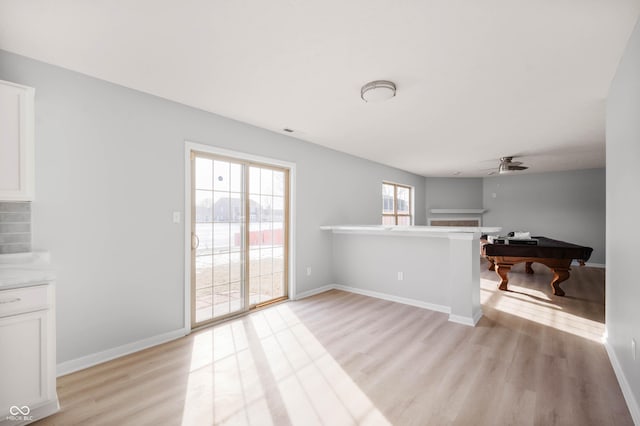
[{"left": 36, "top": 261, "right": 631, "bottom": 425}]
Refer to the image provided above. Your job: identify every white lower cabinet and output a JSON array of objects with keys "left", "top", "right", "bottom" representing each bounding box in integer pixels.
[{"left": 0, "top": 283, "right": 58, "bottom": 425}]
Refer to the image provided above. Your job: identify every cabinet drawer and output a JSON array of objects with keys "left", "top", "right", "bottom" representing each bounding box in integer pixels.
[{"left": 0, "top": 285, "right": 49, "bottom": 317}]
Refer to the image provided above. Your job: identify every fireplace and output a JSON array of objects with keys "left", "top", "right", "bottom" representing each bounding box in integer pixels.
[
  {"left": 428, "top": 209, "right": 486, "bottom": 227},
  {"left": 429, "top": 218, "right": 481, "bottom": 227}
]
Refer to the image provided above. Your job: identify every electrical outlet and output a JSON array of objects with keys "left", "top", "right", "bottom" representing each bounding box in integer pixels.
[
  {"left": 306, "top": 267, "right": 312, "bottom": 276},
  {"left": 397, "top": 272, "right": 404, "bottom": 281},
  {"left": 632, "top": 339, "right": 636, "bottom": 361}
]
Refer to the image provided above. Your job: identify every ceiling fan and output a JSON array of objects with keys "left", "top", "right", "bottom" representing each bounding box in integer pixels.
[{"left": 487, "top": 156, "right": 529, "bottom": 175}]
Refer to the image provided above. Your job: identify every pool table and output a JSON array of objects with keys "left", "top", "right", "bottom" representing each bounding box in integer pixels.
[{"left": 482, "top": 237, "right": 593, "bottom": 296}]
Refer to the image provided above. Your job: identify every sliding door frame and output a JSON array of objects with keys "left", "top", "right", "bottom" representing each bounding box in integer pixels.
[{"left": 184, "top": 141, "right": 297, "bottom": 331}]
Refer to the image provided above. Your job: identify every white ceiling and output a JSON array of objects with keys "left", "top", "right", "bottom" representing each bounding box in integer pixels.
[{"left": 1, "top": 1, "right": 638, "bottom": 177}]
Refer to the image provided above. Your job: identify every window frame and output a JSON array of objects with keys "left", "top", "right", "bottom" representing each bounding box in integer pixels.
[{"left": 382, "top": 182, "right": 413, "bottom": 226}]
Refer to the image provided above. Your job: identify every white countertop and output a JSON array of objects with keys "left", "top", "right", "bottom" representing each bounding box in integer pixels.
[
  {"left": 320, "top": 225, "right": 502, "bottom": 237},
  {"left": 0, "top": 252, "right": 56, "bottom": 289}
]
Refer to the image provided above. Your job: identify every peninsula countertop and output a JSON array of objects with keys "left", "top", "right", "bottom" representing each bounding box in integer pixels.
[{"left": 320, "top": 225, "right": 502, "bottom": 237}]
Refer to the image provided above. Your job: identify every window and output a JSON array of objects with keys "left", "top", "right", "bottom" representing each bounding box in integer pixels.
[{"left": 382, "top": 182, "right": 412, "bottom": 225}]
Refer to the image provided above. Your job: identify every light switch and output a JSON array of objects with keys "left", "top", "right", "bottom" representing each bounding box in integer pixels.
[{"left": 173, "top": 212, "right": 181, "bottom": 223}]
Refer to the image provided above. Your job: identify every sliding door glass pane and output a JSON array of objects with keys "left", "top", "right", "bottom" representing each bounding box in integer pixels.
[
  {"left": 213, "top": 160, "right": 230, "bottom": 191},
  {"left": 193, "top": 155, "right": 245, "bottom": 326},
  {"left": 273, "top": 193, "right": 285, "bottom": 302},
  {"left": 248, "top": 167, "right": 287, "bottom": 305},
  {"left": 261, "top": 168, "right": 273, "bottom": 195},
  {"left": 195, "top": 255, "right": 213, "bottom": 323},
  {"left": 194, "top": 157, "right": 215, "bottom": 323},
  {"left": 195, "top": 158, "right": 213, "bottom": 190}
]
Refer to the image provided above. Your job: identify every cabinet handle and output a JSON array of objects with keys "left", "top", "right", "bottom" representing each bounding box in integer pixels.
[{"left": 0, "top": 297, "right": 21, "bottom": 304}]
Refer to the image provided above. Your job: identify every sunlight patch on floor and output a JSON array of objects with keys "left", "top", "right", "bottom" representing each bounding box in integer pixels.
[
  {"left": 480, "top": 278, "right": 553, "bottom": 303},
  {"left": 182, "top": 320, "right": 261, "bottom": 425},
  {"left": 181, "top": 303, "right": 390, "bottom": 425},
  {"left": 480, "top": 278, "right": 604, "bottom": 342}
]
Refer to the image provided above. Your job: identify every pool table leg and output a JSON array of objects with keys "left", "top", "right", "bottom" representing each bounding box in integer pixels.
[
  {"left": 487, "top": 258, "right": 495, "bottom": 271},
  {"left": 496, "top": 264, "right": 512, "bottom": 291},
  {"left": 525, "top": 262, "right": 534, "bottom": 274},
  {"left": 550, "top": 267, "right": 570, "bottom": 296}
]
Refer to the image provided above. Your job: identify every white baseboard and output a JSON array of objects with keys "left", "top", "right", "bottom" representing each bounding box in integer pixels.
[
  {"left": 295, "top": 283, "right": 483, "bottom": 325},
  {"left": 332, "top": 284, "right": 451, "bottom": 314},
  {"left": 448, "top": 314, "right": 475, "bottom": 326},
  {"left": 294, "top": 285, "right": 336, "bottom": 300},
  {"left": 449, "top": 309, "right": 483, "bottom": 326},
  {"left": 604, "top": 338, "right": 640, "bottom": 425},
  {"left": 473, "top": 309, "right": 483, "bottom": 325},
  {"left": 297, "top": 284, "right": 487, "bottom": 326},
  {"left": 57, "top": 327, "right": 189, "bottom": 377}
]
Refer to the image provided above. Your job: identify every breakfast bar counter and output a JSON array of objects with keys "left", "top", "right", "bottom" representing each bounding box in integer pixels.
[{"left": 321, "top": 225, "right": 501, "bottom": 326}]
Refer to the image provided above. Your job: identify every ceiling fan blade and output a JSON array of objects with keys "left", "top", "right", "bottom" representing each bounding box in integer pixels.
[{"left": 509, "top": 165, "right": 528, "bottom": 171}]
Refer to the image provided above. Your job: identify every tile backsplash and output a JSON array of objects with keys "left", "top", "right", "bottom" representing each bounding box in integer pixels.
[{"left": 0, "top": 202, "right": 31, "bottom": 254}]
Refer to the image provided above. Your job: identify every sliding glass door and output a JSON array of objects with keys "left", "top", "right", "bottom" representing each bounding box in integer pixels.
[
  {"left": 248, "top": 166, "right": 287, "bottom": 305},
  {"left": 191, "top": 153, "right": 288, "bottom": 328}
]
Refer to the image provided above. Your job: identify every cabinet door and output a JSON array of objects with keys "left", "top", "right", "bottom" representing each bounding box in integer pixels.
[
  {"left": 0, "top": 310, "right": 48, "bottom": 412},
  {"left": 0, "top": 80, "right": 35, "bottom": 200}
]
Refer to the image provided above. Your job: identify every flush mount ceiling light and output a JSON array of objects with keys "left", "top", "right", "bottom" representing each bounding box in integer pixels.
[{"left": 360, "top": 80, "right": 396, "bottom": 102}]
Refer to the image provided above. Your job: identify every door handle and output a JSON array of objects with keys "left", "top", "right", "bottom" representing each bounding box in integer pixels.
[{"left": 192, "top": 233, "right": 200, "bottom": 250}]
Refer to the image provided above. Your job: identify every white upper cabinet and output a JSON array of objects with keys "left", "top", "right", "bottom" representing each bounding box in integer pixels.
[{"left": 0, "top": 79, "right": 35, "bottom": 201}]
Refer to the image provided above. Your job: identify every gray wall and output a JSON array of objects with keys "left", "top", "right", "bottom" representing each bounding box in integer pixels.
[
  {"left": 0, "top": 50, "right": 426, "bottom": 364},
  {"left": 331, "top": 231, "right": 482, "bottom": 325},
  {"left": 332, "top": 233, "right": 450, "bottom": 306},
  {"left": 425, "top": 177, "right": 483, "bottom": 222},
  {"left": 606, "top": 19, "right": 640, "bottom": 420},
  {"left": 482, "top": 169, "right": 606, "bottom": 264}
]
